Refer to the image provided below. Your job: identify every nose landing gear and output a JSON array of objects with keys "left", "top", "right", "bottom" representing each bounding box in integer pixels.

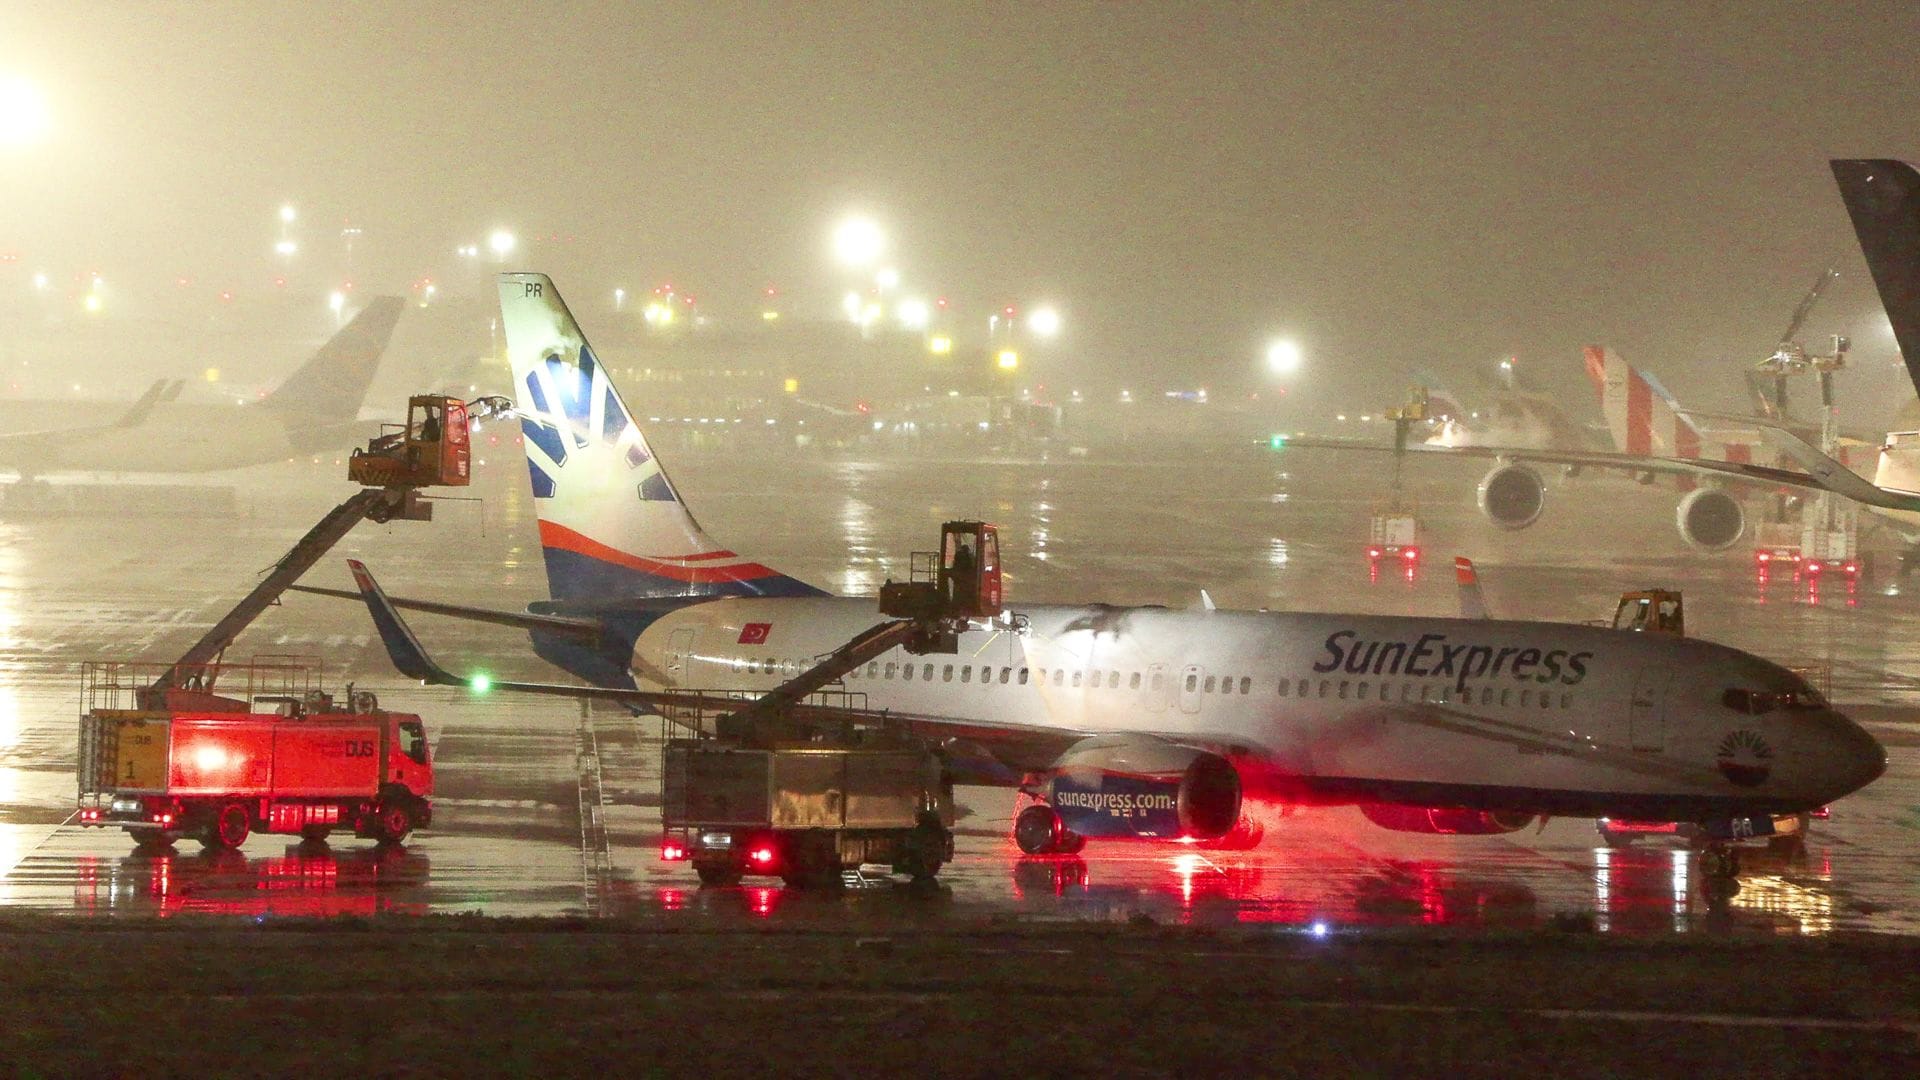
[{"left": 1698, "top": 843, "right": 1742, "bottom": 906}]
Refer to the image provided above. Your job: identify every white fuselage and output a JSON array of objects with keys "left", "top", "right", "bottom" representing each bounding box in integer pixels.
[
  {"left": 0, "top": 401, "right": 368, "bottom": 476},
  {"left": 625, "top": 597, "right": 1880, "bottom": 815}
]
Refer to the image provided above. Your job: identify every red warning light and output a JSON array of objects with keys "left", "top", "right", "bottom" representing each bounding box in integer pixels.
[
  {"left": 748, "top": 844, "right": 776, "bottom": 866},
  {"left": 1401, "top": 547, "right": 1420, "bottom": 562},
  {"left": 1366, "top": 547, "right": 1382, "bottom": 560},
  {"left": 660, "top": 841, "right": 689, "bottom": 861}
]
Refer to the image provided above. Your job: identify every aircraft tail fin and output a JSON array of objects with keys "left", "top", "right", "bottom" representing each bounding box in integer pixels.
[
  {"left": 260, "top": 296, "right": 405, "bottom": 421},
  {"left": 1582, "top": 345, "right": 1700, "bottom": 458},
  {"left": 496, "top": 273, "right": 825, "bottom": 602},
  {"left": 1831, "top": 159, "right": 1920, "bottom": 400}
]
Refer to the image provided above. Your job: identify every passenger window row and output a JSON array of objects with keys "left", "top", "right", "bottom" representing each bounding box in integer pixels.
[
  {"left": 725, "top": 655, "right": 1571, "bottom": 709},
  {"left": 1277, "top": 675, "right": 1573, "bottom": 709}
]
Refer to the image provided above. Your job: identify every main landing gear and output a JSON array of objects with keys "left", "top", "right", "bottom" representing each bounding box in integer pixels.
[{"left": 1015, "top": 805, "right": 1085, "bottom": 856}]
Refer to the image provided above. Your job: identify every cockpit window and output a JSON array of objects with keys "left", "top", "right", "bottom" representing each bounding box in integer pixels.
[{"left": 1722, "top": 686, "right": 1827, "bottom": 715}]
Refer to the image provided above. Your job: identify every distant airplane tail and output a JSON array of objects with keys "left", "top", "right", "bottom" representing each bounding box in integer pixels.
[
  {"left": 259, "top": 296, "right": 404, "bottom": 422},
  {"left": 1581, "top": 345, "right": 1703, "bottom": 458},
  {"left": 497, "top": 273, "right": 825, "bottom": 602},
  {"left": 1831, "top": 159, "right": 1920, "bottom": 399}
]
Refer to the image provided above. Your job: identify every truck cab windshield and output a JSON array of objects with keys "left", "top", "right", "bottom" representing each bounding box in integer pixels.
[{"left": 399, "top": 720, "right": 430, "bottom": 764}]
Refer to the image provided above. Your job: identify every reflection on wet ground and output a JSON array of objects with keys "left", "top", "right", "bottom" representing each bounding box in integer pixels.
[{"left": 2, "top": 449, "right": 1919, "bottom": 933}]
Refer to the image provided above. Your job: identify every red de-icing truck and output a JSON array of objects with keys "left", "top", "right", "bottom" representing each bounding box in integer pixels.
[{"left": 77, "top": 661, "right": 433, "bottom": 850}]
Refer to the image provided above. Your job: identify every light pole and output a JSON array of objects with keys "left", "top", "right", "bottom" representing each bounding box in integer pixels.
[
  {"left": 1265, "top": 339, "right": 1302, "bottom": 377},
  {"left": 832, "top": 217, "right": 885, "bottom": 269},
  {"left": 0, "top": 74, "right": 50, "bottom": 148},
  {"left": 489, "top": 229, "right": 516, "bottom": 263}
]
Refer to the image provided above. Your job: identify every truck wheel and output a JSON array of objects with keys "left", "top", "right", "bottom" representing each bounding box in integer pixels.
[
  {"left": 298, "top": 826, "right": 332, "bottom": 844},
  {"left": 375, "top": 803, "right": 413, "bottom": 845},
  {"left": 695, "top": 863, "right": 741, "bottom": 887},
  {"left": 1015, "top": 805, "right": 1063, "bottom": 855},
  {"left": 903, "top": 816, "right": 951, "bottom": 884},
  {"left": 781, "top": 838, "right": 843, "bottom": 889},
  {"left": 204, "top": 803, "right": 251, "bottom": 849},
  {"left": 130, "top": 830, "right": 176, "bottom": 851}
]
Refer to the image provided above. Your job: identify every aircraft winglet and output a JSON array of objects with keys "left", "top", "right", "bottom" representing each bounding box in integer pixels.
[
  {"left": 1455, "top": 557, "right": 1491, "bottom": 620},
  {"left": 346, "top": 559, "right": 464, "bottom": 685}
]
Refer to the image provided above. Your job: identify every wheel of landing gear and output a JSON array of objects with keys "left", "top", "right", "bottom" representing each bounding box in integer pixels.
[
  {"left": 204, "top": 802, "right": 251, "bottom": 850},
  {"left": 1015, "top": 805, "right": 1063, "bottom": 854},
  {"left": 1699, "top": 845, "right": 1740, "bottom": 880}
]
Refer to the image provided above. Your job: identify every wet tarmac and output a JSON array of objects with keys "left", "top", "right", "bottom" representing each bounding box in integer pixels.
[{"left": 4, "top": 443, "right": 1919, "bottom": 932}]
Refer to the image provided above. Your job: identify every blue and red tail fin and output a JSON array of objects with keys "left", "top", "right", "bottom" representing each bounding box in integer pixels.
[{"left": 497, "top": 273, "right": 825, "bottom": 602}]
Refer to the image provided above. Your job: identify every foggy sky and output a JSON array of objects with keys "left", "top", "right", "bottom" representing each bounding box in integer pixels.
[{"left": 5, "top": 2, "right": 1920, "bottom": 422}]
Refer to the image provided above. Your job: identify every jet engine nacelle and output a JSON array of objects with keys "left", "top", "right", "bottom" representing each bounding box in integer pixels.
[
  {"left": 1476, "top": 464, "right": 1546, "bottom": 530},
  {"left": 1360, "top": 804, "right": 1536, "bottom": 835},
  {"left": 1043, "top": 734, "right": 1242, "bottom": 842},
  {"left": 1674, "top": 487, "right": 1745, "bottom": 551}
]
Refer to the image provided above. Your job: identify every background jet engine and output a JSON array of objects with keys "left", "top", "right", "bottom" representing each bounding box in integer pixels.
[
  {"left": 1017, "top": 735, "right": 1243, "bottom": 853},
  {"left": 1674, "top": 488, "right": 1745, "bottom": 551},
  {"left": 1360, "top": 804, "right": 1536, "bottom": 835},
  {"left": 1475, "top": 463, "right": 1546, "bottom": 530}
]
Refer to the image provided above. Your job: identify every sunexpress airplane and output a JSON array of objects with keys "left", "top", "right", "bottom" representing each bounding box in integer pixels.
[{"left": 330, "top": 265, "right": 1891, "bottom": 866}]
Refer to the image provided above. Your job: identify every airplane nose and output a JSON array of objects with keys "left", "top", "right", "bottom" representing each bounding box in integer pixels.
[{"left": 1819, "top": 710, "right": 1886, "bottom": 799}]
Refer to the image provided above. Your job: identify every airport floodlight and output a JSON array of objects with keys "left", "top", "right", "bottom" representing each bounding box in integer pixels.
[
  {"left": 1265, "top": 338, "right": 1303, "bottom": 376},
  {"left": 875, "top": 266, "right": 901, "bottom": 291},
  {"left": 997, "top": 349, "right": 1020, "bottom": 371},
  {"left": 832, "top": 216, "right": 885, "bottom": 268},
  {"left": 1028, "top": 306, "right": 1062, "bottom": 338},
  {"left": 928, "top": 335, "right": 954, "bottom": 355},
  {"left": 273, "top": 239, "right": 298, "bottom": 257},
  {"left": 614, "top": 287, "right": 626, "bottom": 310},
  {"left": 82, "top": 292, "right": 101, "bottom": 314},
  {"left": 897, "top": 297, "right": 931, "bottom": 330},
  {"left": 488, "top": 229, "right": 516, "bottom": 259},
  {"left": 0, "top": 74, "right": 50, "bottom": 147},
  {"left": 279, "top": 203, "right": 296, "bottom": 225},
  {"left": 31, "top": 271, "right": 46, "bottom": 291},
  {"left": 328, "top": 290, "right": 346, "bottom": 319}
]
